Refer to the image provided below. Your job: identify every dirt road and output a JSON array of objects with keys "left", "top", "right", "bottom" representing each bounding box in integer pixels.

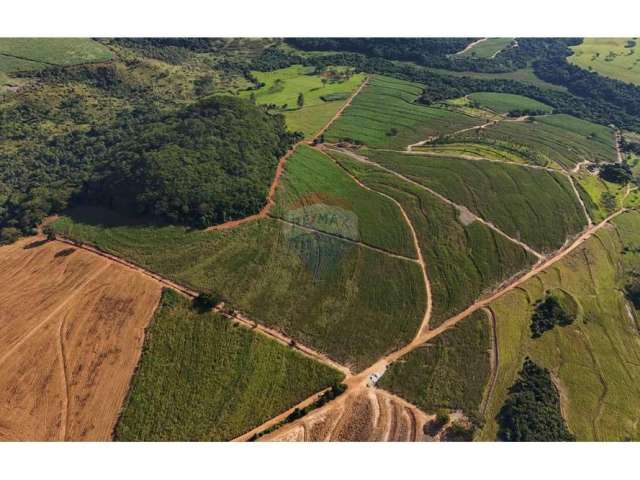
[
  {"left": 330, "top": 147, "right": 544, "bottom": 260},
  {"left": 206, "top": 76, "right": 369, "bottom": 233}
]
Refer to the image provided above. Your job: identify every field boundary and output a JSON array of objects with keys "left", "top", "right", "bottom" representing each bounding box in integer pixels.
[
  {"left": 329, "top": 146, "right": 545, "bottom": 260},
  {"left": 52, "top": 235, "right": 352, "bottom": 377},
  {"left": 206, "top": 76, "right": 370, "bottom": 233}
]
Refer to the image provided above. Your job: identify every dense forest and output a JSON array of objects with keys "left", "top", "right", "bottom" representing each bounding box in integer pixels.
[
  {"left": 497, "top": 358, "right": 574, "bottom": 441},
  {"left": 0, "top": 95, "right": 295, "bottom": 241}
]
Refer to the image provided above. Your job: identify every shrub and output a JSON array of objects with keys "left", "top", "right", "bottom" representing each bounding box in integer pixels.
[
  {"left": 496, "top": 358, "right": 575, "bottom": 441},
  {"left": 599, "top": 163, "right": 633, "bottom": 184},
  {"left": 192, "top": 292, "right": 224, "bottom": 312},
  {"left": 530, "top": 295, "right": 575, "bottom": 338}
]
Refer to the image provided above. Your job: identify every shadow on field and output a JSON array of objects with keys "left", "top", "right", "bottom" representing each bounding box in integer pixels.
[{"left": 23, "top": 239, "right": 48, "bottom": 250}]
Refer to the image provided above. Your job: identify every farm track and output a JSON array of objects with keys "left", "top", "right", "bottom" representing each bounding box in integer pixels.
[
  {"left": 318, "top": 145, "right": 433, "bottom": 335},
  {"left": 206, "top": 76, "right": 370, "bottom": 233},
  {"left": 238, "top": 206, "right": 629, "bottom": 441},
  {"left": 454, "top": 38, "right": 488, "bottom": 56},
  {"left": 0, "top": 262, "right": 111, "bottom": 370},
  {"left": 268, "top": 215, "right": 419, "bottom": 264},
  {"left": 53, "top": 236, "right": 352, "bottom": 378},
  {"left": 329, "top": 146, "right": 545, "bottom": 260},
  {"left": 479, "top": 307, "right": 499, "bottom": 418}
]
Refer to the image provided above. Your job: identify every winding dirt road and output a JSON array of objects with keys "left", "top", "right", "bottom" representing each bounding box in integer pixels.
[{"left": 206, "top": 76, "right": 369, "bottom": 233}]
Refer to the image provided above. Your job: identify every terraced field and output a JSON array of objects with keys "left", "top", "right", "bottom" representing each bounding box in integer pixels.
[
  {"left": 450, "top": 114, "right": 616, "bottom": 169},
  {"left": 240, "top": 64, "right": 365, "bottom": 136},
  {"left": 325, "top": 75, "right": 484, "bottom": 149},
  {"left": 272, "top": 145, "right": 415, "bottom": 257},
  {"left": 379, "top": 310, "right": 492, "bottom": 418},
  {"left": 259, "top": 388, "right": 429, "bottom": 441},
  {"left": 468, "top": 92, "right": 553, "bottom": 114},
  {"left": 362, "top": 149, "right": 588, "bottom": 252},
  {"left": 569, "top": 38, "right": 640, "bottom": 86},
  {"left": 116, "top": 290, "right": 343, "bottom": 441},
  {"left": 331, "top": 152, "right": 536, "bottom": 326},
  {"left": 52, "top": 208, "right": 425, "bottom": 371},
  {"left": 479, "top": 211, "right": 640, "bottom": 441}
]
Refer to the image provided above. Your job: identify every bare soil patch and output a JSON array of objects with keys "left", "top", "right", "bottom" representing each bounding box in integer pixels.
[{"left": 0, "top": 237, "right": 161, "bottom": 440}]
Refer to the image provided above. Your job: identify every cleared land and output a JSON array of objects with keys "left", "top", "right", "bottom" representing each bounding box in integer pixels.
[
  {"left": 449, "top": 114, "right": 616, "bottom": 169},
  {"left": 569, "top": 38, "right": 640, "bottom": 86},
  {"left": 0, "top": 38, "right": 113, "bottom": 68},
  {"left": 362, "top": 149, "right": 588, "bottom": 252},
  {"left": 52, "top": 208, "right": 425, "bottom": 372},
  {"left": 241, "top": 64, "right": 365, "bottom": 136},
  {"left": 468, "top": 92, "right": 553, "bottom": 114},
  {"left": 479, "top": 211, "right": 640, "bottom": 441},
  {"left": 116, "top": 290, "right": 342, "bottom": 441},
  {"left": 331, "top": 152, "right": 536, "bottom": 326},
  {"left": 379, "top": 310, "right": 492, "bottom": 418},
  {"left": 0, "top": 236, "right": 161, "bottom": 441},
  {"left": 259, "top": 388, "right": 429, "bottom": 441},
  {"left": 272, "top": 145, "right": 416, "bottom": 257},
  {"left": 456, "top": 38, "right": 515, "bottom": 59},
  {"left": 325, "top": 75, "right": 484, "bottom": 149}
]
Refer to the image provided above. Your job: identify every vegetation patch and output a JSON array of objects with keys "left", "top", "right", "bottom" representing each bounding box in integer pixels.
[
  {"left": 241, "top": 64, "right": 364, "bottom": 136},
  {"left": 363, "top": 149, "right": 587, "bottom": 252},
  {"left": 496, "top": 358, "right": 575, "bottom": 441},
  {"left": 479, "top": 213, "right": 640, "bottom": 440},
  {"left": 273, "top": 145, "right": 416, "bottom": 257},
  {"left": 0, "top": 38, "right": 113, "bottom": 67},
  {"left": 379, "top": 310, "right": 492, "bottom": 420},
  {"left": 325, "top": 75, "right": 484, "bottom": 149},
  {"left": 116, "top": 289, "right": 343, "bottom": 441},
  {"left": 449, "top": 114, "right": 616, "bottom": 169},
  {"left": 569, "top": 38, "right": 640, "bottom": 86},
  {"left": 52, "top": 210, "right": 425, "bottom": 371},
  {"left": 333, "top": 152, "right": 536, "bottom": 325},
  {"left": 530, "top": 294, "right": 576, "bottom": 338},
  {"left": 456, "top": 38, "right": 515, "bottom": 59},
  {"left": 468, "top": 92, "right": 553, "bottom": 115}
]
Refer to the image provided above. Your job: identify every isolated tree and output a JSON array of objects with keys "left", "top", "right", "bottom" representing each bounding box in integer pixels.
[{"left": 297, "top": 92, "right": 304, "bottom": 109}]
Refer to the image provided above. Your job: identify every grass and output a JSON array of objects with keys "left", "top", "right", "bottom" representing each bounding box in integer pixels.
[
  {"left": 272, "top": 145, "right": 416, "bottom": 257},
  {"left": 0, "top": 54, "right": 47, "bottom": 73},
  {"left": 414, "top": 142, "right": 533, "bottom": 165},
  {"left": 379, "top": 310, "right": 492, "bottom": 417},
  {"left": 331, "top": 152, "right": 536, "bottom": 326},
  {"left": 450, "top": 114, "right": 616, "bottom": 170},
  {"left": 51, "top": 209, "right": 425, "bottom": 372},
  {"left": 479, "top": 211, "right": 640, "bottom": 440},
  {"left": 240, "top": 64, "right": 365, "bottom": 136},
  {"left": 569, "top": 38, "right": 640, "bottom": 86},
  {"left": 325, "top": 75, "right": 485, "bottom": 149},
  {"left": 573, "top": 171, "right": 631, "bottom": 222},
  {"left": 422, "top": 66, "right": 568, "bottom": 92},
  {"left": 456, "top": 38, "right": 515, "bottom": 59},
  {"left": 115, "top": 289, "right": 343, "bottom": 441},
  {"left": 363, "top": 149, "right": 588, "bottom": 252},
  {"left": 0, "top": 38, "right": 113, "bottom": 67},
  {"left": 468, "top": 92, "right": 553, "bottom": 114}
]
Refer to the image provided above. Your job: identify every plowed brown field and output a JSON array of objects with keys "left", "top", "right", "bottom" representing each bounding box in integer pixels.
[
  {"left": 0, "top": 237, "right": 162, "bottom": 441},
  {"left": 259, "top": 388, "right": 429, "bottom": 441}
]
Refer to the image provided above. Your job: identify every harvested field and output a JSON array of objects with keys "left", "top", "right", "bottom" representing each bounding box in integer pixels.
[
  {"left": 259, "top": 388, "right": 429, "bottom": 441},
  {"left": 0, "top": 236, "right": 162, "bottom": 441},
  {"left": 52, "top": 209, "right": 425, "bottom": 371}
]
